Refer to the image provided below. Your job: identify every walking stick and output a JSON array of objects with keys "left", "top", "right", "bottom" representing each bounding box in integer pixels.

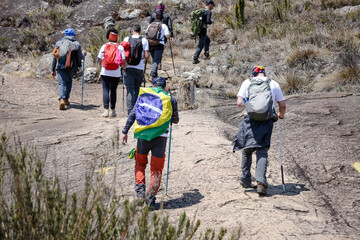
[
  {"left": 81, "top": 57, "right": 85, "bottom": 106},
  {"left": 122, "top": 70, "right": 125, "bottom": 114},
  {"left": 165, "top": 123, "right": 173, "bottom": 195},
  {"left": 278, "top": 121, "right": 285, "bottom": 192},
  {"left": 169, "top": 40, "right": 176, "bottom": 76},
  {"left": 143, "top": 60, "right": 147, "bottom": 87}
]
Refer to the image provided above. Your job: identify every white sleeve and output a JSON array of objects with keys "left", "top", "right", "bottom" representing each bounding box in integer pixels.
[
  {"left": 118, "top": 45, "right": 125, "bottom": 59},
  {"left": 97, "top": 44, "right": 105, "bottom": 59},
  {"left": 237, "top": 79, "right": 249, "bottom": 99},
  {"left": 143, "top": 38, "right": 149, "bottom": 51},
  {"left": 163, "top": 24, "right": 170, "bottom": 36},
  {"left": 123, "top": 36, "right": 129, "bottom": 42},
  {"left": 273, "top": 82, "right": 285, "bottom": 102}
]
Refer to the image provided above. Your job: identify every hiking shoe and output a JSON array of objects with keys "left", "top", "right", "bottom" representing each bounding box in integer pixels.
[
  {"left": 101, "top": 109, "right": 109, "bottom": 117},
  {"left": 192, "top": 58, "right": 200, "bottom": 64},
  {"left": 110, "top": 109, "right": 117, "bottom": 117},
  {"left": 134, "top": 184, "right": 146, "bottom": 199},
  {"left": 240, "top": 179, "right": 252, "bottom": 188},
  {"left": 204, "top": 52, "right": 210, "bottom": 60},
  {"left": 59, "top": 99, "right": 66, "bottom": 110},
  {"left": 64, "top": 98, "right": 70, "bottom": 106},
  {"left": 146, "top": 195, "right": 156, "bottom": 210},
  {"left": 158, "top": 63, "right": 162, "bottom": 70},
  {"left": 257, "top": 182, "right": 267, "bottom": 195}
]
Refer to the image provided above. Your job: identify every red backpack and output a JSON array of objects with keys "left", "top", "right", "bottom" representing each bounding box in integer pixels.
[
  {"left": 102, "top": 43, "right": 123, "bottom": 70},
  {"left": 120, "top": 41, "right": 130, "bottom": 62}
]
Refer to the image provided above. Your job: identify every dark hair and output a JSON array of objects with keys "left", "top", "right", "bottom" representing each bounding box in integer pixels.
[
  {"left": 106, "top": 28, "right": 118, "bottom": 39},
  {"left": 131, "top": 24, "right": 141, "bottom": 33},
  {"left": 155, "top": 9, "right": 163, "bottom": 21}
]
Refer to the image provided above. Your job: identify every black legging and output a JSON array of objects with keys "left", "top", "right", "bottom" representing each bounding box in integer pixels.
[{"left": 101, "top": 75, "right": 119, "bottom": 109}]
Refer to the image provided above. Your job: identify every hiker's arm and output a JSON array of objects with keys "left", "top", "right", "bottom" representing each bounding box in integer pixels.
[
  {"left": 171, "top": 97, "right": 179, "bottom": 124},
  {"left": 122, "top": 108, "right": 136, "bottom": 145},
  {"left": 277, "top": 100, "right": 286, "bottom": 119},
  {"left": 122, "top": 60, "right": 127, "bottom": 70},
  {"left": 122, "top": 108, "right": 136, "bottom": 135},
  {"left": 52, "top": 57, "right": 57, "bottom": 76},
  {"left": 205, "top": 11, "right": 213, "bottom": 25},
  {"left": 237, "top": 97, "right": 245, "bottom": 107},
  {"left": 144, "top": 50, "right": 150, "bottom": 60},
  {"left": 166, "top": 16, "right": 174, "bottom": 38},
  {"left": 165, "top": 34, "right": 170, "bottom": 39}
]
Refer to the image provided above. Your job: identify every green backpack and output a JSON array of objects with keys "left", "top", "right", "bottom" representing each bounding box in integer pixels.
[{"left": 190, "top": 8, "right": 205, "bottom": 35}]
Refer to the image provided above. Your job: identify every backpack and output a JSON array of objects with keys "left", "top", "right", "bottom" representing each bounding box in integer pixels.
[
  {"left": 245, "top": 78, "right": 275, "bottom": 121},
  {"left": 102, "top": 43, "right": 122, "bottom": 70},
  {"left": 127, "top": 37, "right": 143, "bottom": 66},
  {"left": 134, "top": 87, "right": 173, "bottom": 141},
  {"left": 146, "top": 22, "right": 162, "bottom": 46},
  {"left": 54, "top": 38, "right": 79, "bottom": 67},
  {"left": 190, "top": 8, "right": 205, "bottom": 35},
  {"left": 120, "top": 41, "right": 130, "bottom": 62}
]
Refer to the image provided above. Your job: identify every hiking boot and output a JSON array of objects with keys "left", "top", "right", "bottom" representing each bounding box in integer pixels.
[
  {"left": 59, "top": 99, "right": 66, "bottom": 110},
  {"left": 64, "top": 98, "right": 70, "bottom": 106},
  {"left": 257, "top": 182, "right": 267, "bottom": 196},
  {"left": 240, "top": 179, "right": 252, "bottom": 188},
  {"left": 158, "top": 63, "right": 162, "bottom": 70},
  {"left": 110, "top": 109, "right": 117, "bottom": 117},
  {"left": 146, "top": 195, "right": 156, "bottom": 211},
  {"left": 204, "top": 52, "right": 210, "bottom": 60},
  {"left": 134, "top": 184, "right": 146, "bottom": 200},
  {"left": 101, "top": 109, "right": 109, "bottom": 117},
  {"left": 192, "top": 58, "right": 200, "bottom": 64}
]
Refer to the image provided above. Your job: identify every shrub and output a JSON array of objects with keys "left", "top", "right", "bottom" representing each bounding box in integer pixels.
[
  {"left": 280, "top": 74, "right": 307, "bottom": 94},
  {"left": 86, "top": 27, "right": 107, "bottom": 65},
  {"left": 0, "top": 133, "right": 241, "bottom": 239},
  {"left": 287, "top": 48, "right": 318, "bottom": 69}
]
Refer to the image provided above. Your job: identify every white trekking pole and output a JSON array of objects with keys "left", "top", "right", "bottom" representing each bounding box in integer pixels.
[{"left": 278, "top": 121, "right": 285, "bottom": 192}]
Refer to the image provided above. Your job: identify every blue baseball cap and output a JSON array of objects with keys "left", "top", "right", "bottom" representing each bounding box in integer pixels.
[
  {"left": 64, "top": 28, "right": 75, "bottom": 36},
  {"left": 152, "top": 76, "right": 167, "bottom": 88}
]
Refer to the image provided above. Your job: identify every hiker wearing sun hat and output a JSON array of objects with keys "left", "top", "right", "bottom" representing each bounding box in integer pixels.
[
  {"left": 52, "top": 28, "right": 86, "bottom": 110},
  {"left": 233, "top": 65, "right": 286, "bottom": 195}
]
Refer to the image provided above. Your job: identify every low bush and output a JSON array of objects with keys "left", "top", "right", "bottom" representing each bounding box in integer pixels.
[{"left": 0, "top": 133, "right": 241, "bottom": 239}]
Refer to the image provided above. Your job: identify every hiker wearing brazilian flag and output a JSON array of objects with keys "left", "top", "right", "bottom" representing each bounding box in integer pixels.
[{"left": 122, "top": 76, "right": 179, "bottom": 208}]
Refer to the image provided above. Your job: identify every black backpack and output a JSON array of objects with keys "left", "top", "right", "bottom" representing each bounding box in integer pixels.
[{"left": 128, "top": 36, "right": 143, "bottom": 66}]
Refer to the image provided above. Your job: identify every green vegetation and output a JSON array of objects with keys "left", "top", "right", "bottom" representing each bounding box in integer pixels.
[{"left": 0, "top": 133, "right": 241, "bottom": 239}]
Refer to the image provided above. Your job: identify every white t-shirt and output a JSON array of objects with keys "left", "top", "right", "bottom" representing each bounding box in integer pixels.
[
  {"left": 122, "top": 35, "right": 149, "bottom": 70},
  {"left": 237, "top": 77, "right": 285, "bottom": 109},
  {"left": 145, "top": 23, "right": 170, "bottom": 45},
  {"left": 98, "top": 42, "right": 126, "bottom": 78}
]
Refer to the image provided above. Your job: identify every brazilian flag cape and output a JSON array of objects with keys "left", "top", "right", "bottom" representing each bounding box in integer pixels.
[{"left": 134, "top": 87, "right": 173, "bottom": 141}]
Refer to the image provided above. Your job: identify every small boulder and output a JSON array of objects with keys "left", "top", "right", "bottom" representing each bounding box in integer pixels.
[
  {"left": 2, "top": 62, "right": 20, "bottom": 73},
  {"left": 84, "top": 67, "right": 98, "bottom": 83},
  {"left": 35, "top": 53, "right": 53, "bottom": 78}
]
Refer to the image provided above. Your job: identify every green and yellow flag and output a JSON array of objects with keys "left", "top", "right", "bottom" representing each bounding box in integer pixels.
[{"left": 134, "top": 87, "right": 172, "bottom": 141}]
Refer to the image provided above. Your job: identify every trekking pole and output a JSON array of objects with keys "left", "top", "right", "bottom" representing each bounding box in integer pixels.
[
  {"left": 143, "top": 60, "right": 147, "bottom": 87},
  {"left": 169, "top": 40, "right": 176, "bottom": 76},
  {"left": 278, "top": 121, "right": 285, "bottom": 192},
  {"left": 165, "top": 123, "right": 173, "bottom": 195},
  {"left": 81, "top": 57, "right": 85, "bottom": 106},
  {"left": 122, "top": 69, "right": 125, "bottom": 114}
]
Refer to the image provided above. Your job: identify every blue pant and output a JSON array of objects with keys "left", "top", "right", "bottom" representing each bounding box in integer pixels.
[
  {"left": 125, "top": 68, "right": 143, "bottom": 114},
  {"left": 193, "top": 33, "right": 210, "bottom": 60},
  {"left": 240, "top": 147, "right": 269, "bottom": 187},
  {"left": 101, "top": 75, "right": 119, "bottom": 110},
  {"left": 149, "top": 44, "right": 164, "bottom": 78},
  {"left": 57, "top": 69, "right": 73, "bottom": 100}
]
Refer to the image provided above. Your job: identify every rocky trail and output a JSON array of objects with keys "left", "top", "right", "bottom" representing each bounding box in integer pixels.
[{"left": 0, "top": 56, "right": 359, "bottom": 239}]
